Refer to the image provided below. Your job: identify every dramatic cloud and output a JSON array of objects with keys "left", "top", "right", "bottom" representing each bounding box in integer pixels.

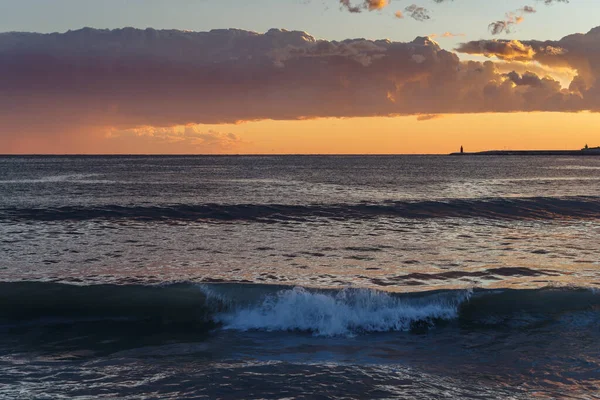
[
  {"left": 456, "top": 26, "right": 600, "bottom": 88},
  {"left": 494, "top": 60, "right": 577, "bottom": 88},
  {"left": 457, "top": 40, "right": 537, "bottom": 61},
  {"left": 0, "top": 26, "right": 599, "bottom": 148}
]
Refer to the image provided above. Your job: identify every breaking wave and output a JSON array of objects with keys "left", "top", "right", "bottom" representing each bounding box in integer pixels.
[
  {"left": 217, "top": 287, "right": 468, "bottom": 336},
  {"left": 1, "top": 282, "right": 598, "bottom": 338}
]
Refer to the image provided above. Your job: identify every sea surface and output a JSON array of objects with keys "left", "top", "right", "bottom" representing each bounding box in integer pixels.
[{"left": 0, "top": 155, "right": 599, "bottom": 399}]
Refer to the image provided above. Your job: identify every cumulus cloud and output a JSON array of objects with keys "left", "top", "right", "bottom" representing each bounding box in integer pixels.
[
  {"left": 494, "top": 60, "right": 577, "bottom": 88},
  {"left": 0, "top": 26, "right": 598, "bottom": 149},
  {"left": 456, "top": 26, "right": 600, "bottom": 89}
]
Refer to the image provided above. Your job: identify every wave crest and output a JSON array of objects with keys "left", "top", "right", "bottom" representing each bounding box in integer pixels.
[
  {"left": 1, "top": 282, "right": 598, "bottom": 338},
  {"left": 218, "top": 287, "right": 470, "bottom": 336},
  {"left": 2, "top": 196, "right": 600, "bottom": 222}
]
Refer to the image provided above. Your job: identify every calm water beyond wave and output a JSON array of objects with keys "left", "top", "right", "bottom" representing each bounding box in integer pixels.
[{"left": 0, "top": 155, "right": 599, "bottom": 399}]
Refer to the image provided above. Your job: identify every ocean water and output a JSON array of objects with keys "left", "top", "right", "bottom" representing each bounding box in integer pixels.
[{"left": 0, "top": 155, "right": 599, "bottom": 399}]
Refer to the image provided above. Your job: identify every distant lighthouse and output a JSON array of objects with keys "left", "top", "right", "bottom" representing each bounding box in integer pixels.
[{"left": 460, "top": 146, "right": 464, "bottom": 154}]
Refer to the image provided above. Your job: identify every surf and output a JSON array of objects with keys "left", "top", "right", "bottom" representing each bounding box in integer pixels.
[{"left": 1, "top": 282, "right": 598, "bottom": 337}]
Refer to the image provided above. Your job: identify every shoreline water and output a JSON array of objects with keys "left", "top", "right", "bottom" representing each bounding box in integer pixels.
[{"left": 1, "top": 155, "right": 599, "bottom": 399}]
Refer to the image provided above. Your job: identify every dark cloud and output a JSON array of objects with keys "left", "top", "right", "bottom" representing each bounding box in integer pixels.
[
  {"left": 488, "top": 21, "right": 513, "bottom": 35},
  {"left": 416, "top": 114, "right": 443, "bottom": 121},
  {"left": 339, "top": 0, "right": 388, "bottom": 13},
  {"left": 487, "top": 5, "right": 538, "bottom": 35},
  {"left": 0, "top": 26, "right": 596, "bottom": 147},
  {"left": 456, "top": 39, "right": 537, "bottom": 61},
  {"left": 338, "top": 0, "right": 433, "bottom": 22},
  {"left": 393, "top": 0, "right": 569, "bottom": 31},
  {"left": 505, "top": 71, "right": 543, "bottom": 86},
  {"left": 405, "top": 5, "right": 431, "bottom": 21}
]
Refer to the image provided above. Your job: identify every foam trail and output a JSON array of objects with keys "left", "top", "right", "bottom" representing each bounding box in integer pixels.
[
  {"left": 0, "top": 174, "right": 104, "bottom": 184},
  {"left": 218, "top": 287, "right": 471, "bottom": 336}
]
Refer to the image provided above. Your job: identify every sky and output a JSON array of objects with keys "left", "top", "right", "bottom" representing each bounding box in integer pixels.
[{"left": 1, "top": 0, "right": 599, "bottom": 154}]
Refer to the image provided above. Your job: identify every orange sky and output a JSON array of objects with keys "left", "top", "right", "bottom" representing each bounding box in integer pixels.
[
  {"left": 229, "top": 112, "right": 600, "bottom": 154},
  {"left": 3, "top": 25, "right": 600, "bottom": 155},
  {"left": 6, "top": 112, "right": 598, "bottom": 155}
]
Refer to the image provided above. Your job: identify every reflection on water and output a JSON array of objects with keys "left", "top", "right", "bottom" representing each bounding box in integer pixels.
[
  {"left": 1, "top": 155, "right": 599, "bottom": 398},
  {"left": 1, "top": 217, "right": 598, "bottom": 291}
]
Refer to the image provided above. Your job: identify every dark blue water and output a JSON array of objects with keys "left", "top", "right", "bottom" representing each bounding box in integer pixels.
[{"left": 1, "top": 155, "right": 599, "bottom": 399}]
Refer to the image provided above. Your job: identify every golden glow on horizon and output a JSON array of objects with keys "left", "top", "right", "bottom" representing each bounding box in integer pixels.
[
  {"left": 233, "top": 113, "right": 600, "bottom": 154},
  {"left": 5, "top": 112, "right": 600, "bottom": 154}
]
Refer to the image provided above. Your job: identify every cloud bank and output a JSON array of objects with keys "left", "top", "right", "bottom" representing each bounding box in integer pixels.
[{"left": 0, "top": 26, "right": 598, "bottom": 148}]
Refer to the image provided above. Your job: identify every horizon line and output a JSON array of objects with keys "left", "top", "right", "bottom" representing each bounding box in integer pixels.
[{"left": 0, "top": 150, "right": 587, "bottom": 157}]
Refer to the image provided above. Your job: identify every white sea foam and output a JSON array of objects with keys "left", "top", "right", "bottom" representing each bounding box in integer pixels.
[
  {"left": 216, "top": 287, "right": 470, "bottom": 336},
  {"left": 0, "top": 174, "right": 113, "bottom": 184}
]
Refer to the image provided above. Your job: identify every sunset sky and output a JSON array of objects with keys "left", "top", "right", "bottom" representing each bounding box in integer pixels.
[{"left": 1, "top": 0, "right": 599, "bottom": 154}]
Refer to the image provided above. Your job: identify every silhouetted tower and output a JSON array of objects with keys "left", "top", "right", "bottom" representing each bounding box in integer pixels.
[{"left": 460, "top": 146, "right": 464, "bottom": 154}]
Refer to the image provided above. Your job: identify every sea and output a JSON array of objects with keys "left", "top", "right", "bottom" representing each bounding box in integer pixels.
[{"left": 0, "top": 155, "right": 599, "bottom": 399}]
